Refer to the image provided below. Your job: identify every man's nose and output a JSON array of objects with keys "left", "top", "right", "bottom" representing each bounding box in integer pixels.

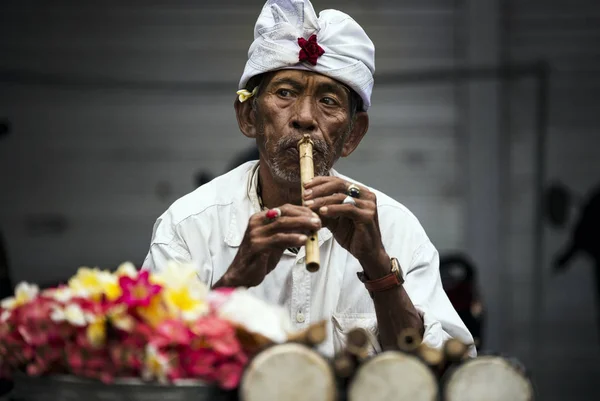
[{"left": 291, "top": 96, "right": 317, "bottom": 132}]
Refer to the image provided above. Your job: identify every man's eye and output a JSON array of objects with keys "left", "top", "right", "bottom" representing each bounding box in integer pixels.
[
  {"left": 321, "top": 97, "right": 338, "bottom": 106},
  {"left": 277, "top": 89, "right": 293, "bottom": 97}
]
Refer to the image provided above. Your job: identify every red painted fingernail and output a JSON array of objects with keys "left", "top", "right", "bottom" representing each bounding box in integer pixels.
[{"left": 266, "top": 209, "right": 279, "bottom": 219}]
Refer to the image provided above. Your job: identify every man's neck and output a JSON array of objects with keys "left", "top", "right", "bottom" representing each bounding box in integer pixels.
[{"left": 257, "top": 162, "right": 303, "bottom": 209}]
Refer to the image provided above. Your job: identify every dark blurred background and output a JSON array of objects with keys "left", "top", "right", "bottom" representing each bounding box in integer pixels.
[{"left": 1, "top": 0, "right": 599, "bottom": 399}]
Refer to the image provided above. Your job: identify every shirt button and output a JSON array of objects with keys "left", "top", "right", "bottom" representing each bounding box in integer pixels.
[
  {"left": 296, "top": 311, "right": 305, "bottom": 323},
  {"left": 297, "top": 258, "right": 304, "bottom": 264}
]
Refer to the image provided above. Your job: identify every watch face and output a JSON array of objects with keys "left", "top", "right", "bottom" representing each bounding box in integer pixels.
[{"left": 391, "top": 258, "right": 404, "bottom": 283}]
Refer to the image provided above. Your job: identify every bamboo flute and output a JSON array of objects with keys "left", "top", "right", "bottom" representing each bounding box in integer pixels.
[{"left": 297, "top": 134, "right": 320, "bottom": 272}]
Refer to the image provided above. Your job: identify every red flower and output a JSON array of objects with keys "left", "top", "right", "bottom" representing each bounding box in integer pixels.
[
  {"left": 117, "top": 270, "right": 162, "bottom": 308},
  {"left": 298, "top": 34, "right": 325, "bottom": 66}
]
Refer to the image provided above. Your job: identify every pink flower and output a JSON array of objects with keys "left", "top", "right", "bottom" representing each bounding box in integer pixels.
[
  {"left": 15, "top": 297, "right": 58, "bottom": 346},
  {"left": 180, "top": 348, "right": 218, "bottom": 378},
  {"left": 150, "top": 319, "right": 192, "bottom": 348},
  {"left": 210, "top": 332, "right": 241, "bottom": 357},
  {"left": 65, "top": 344, "right": 85, "bottom": 369},
  {"left": 32, "top": 344, "right": 64, "bottom": 373},
  {"left": 216, "top": 362, "right": 244, "bottom": 390},
  {"left": 207, "top": 287, "right": 235, "bottom": 311},
  {"left": 65, "top": 342, "right": 114, "bottom": 381},
  {"left": 190, "top": 315, "right": 234, "bottom": 338},
  {"left": 117, "top": 270, "right": 162, "bottom": 308},
  {"left": 26, "top": 363, "right": 43, "bottom": 376},
  {"left": 166, "top": 359, "right": 187, "bottom": 382}
]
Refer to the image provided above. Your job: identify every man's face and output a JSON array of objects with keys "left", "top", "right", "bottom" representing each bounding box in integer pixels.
[{"left": 253, "top": 69, "right": 355, "bottom": 184}]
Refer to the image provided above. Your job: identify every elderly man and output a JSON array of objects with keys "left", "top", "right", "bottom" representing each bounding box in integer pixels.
[{"left": 143, "top": 0, "right": 475, "bottom": 357}]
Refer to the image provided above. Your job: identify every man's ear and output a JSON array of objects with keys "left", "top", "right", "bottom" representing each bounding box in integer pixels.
[
  {"left": 234, "top": 97, "right": 258, "bottom": 139},
  {"left": 341, "top": 112, "right": 369, "bottom": 157}
]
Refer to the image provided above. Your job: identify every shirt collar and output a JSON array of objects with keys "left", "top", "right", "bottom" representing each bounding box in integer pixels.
[{"left": 225, "top": 161, "right": 333, "bottom": 248}]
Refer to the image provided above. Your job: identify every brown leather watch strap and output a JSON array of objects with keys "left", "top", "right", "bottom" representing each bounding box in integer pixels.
[
  {"left": 357, "top": 257, "right": 404, "bottom": 296},
  {"left": 363, "top": 273, "right": 402, "bottom": 292}
]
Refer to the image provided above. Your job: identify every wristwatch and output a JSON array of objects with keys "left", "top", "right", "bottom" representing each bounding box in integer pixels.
[{"left": 357, "top": 257, "right": 404, "bottom": 297}]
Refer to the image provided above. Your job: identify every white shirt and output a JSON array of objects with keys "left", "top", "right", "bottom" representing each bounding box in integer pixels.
[{"left": 143, "top": 161, "right": 476, "bottom": 357}]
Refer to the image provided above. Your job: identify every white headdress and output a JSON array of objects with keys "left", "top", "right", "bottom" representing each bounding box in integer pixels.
[{"left": 237, "top": 0, "right": 375, "bottom": 111}]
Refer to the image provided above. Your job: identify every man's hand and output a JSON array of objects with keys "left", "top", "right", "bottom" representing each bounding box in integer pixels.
[
  {"left": 303, "top": 177, "right": 390, "bottom": 278},
  {"left": 214, "top": 204, "right": 321, "bottom": 288}
]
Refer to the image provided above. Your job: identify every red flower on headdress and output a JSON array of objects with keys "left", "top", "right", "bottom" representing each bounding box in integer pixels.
[{"left": 298, "top": 35, "right": 325, "bottom": 66}]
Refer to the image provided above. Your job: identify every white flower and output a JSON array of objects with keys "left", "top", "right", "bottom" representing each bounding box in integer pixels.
[
  {"left": 1, "top": 310, "right": 11, "bottom": 322},
  {"left": 154, "top": 261, "right": 209, "bottom": 298},
  {"left": 116, "top": 261, "right": 138, "bottom": 277},
  {"left": 181, "top": 303, "right": 210, "bottom": 322},
  {"left": 217, "top": 288, "right": 293, "bottom": 343},
  {"left": 155, "top": 262, "right": 206, "bottom": 289},
  {"left": 142, "top": 344, "right": 170, "bottom": 384},
  {"left": 1, "top": 282, "right": 39, "bottom": 309},
  {"left": 50, "top": 304, "right": 90, "bottom": 326},
  {"left": 43, "top": 287, "right": 77, "bottom": 303}
]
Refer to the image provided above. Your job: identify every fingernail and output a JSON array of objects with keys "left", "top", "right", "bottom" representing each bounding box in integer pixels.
[
  {"left": 304, "top": 189, "right": 313, "bottom": 196},
  {"left": 299, "top": 235, "right": 308, "bottom": 241},
  {"left": 310, "top": 217, "right": 320, "bottom": 224},
  {"left": 320, "top": 206, "right": 328, "bottom": 214},
  {"left": 304, "top": 200, "right": 314, "bottom": 206},
  {"left": 312, "top": 212, "right": 319, "bottom": 218}
]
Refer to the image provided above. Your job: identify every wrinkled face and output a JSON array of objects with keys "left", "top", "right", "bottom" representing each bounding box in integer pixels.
[{"left": 252, "top": 70, "right": 355, "bottom": 184}]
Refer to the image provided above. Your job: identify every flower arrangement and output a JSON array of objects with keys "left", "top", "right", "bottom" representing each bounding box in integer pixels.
[{"left": 0, "top": 262, "right": 292, "bottom": 390}]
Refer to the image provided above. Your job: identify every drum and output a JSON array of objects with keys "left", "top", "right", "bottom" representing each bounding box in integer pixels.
[
  {"left": 240, "top": 343, "right": 336, "bottom": 401},
  {"left": 347, "top": 351, "right": 438, "bottom": 401},
  {"left": 442, "top": 355, "right": 535, "bottom": 401}
]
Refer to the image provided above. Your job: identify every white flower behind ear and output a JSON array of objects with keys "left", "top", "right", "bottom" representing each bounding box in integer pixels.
[
  {"left": 217, "top": 288, "right": 293, "bottom": 343},
  {"left": 1, "top": 282, "right": 39, "bottom": 310}
]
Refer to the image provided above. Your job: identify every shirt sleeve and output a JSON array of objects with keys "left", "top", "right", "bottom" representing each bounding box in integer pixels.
[
  {"left": 141, "top": 207, "right": 216, "bottom": 286},
  {"left": 142, "top": 208, "right": 190, "bottom": 272},
  {"left": 404, "top": 241, "right": 477, "bottom": 357},
  {"left": 143, "top": 241, "right": 191, "bottom": 273}
]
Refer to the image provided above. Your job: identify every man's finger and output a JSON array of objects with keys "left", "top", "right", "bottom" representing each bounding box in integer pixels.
[
  {"left": 253, "top": 233, "right": 309, "bottom": 250},
  {"left": 303, "top": 177, "right": 347, "bottom": 200},
  {"left": 305, "top": 193, "right": 346, "bottom": 211},
  {"left": 317, "top": 199, "right": 375, "bottom": 222},
  {"left": 278, "top": 204, "right": 316, "bottom": 216},
  {"left": 260, "top": 215, "right": 321, "bottom": 236},
  {"left": 304, "top": 177, "right": 374, "bottom": 202}
]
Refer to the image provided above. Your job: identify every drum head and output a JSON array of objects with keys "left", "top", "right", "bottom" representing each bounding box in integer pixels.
[
  {"left": 240, "top": 343, "right": 336, "bottom": 401},
  {"left": 348, "top": 351, "right": 437, "bottom": 401},
  {"left": 443, "top": 356, "right": 534, "bottom": 401}
]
